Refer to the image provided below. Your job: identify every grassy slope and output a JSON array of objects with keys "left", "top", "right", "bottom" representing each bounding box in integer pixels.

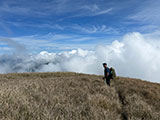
[{"left": 0, "top": 72, "right": 159, "bottom": 120}]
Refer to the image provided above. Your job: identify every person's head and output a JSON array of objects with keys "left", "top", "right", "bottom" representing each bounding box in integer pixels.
[{"left": 103, "top": 63, "right": 107, "bottom": 68}]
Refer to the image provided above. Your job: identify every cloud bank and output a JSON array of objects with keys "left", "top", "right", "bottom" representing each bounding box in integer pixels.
[{"left": 0, "top": 32, "right": 160, "bottom": 83}]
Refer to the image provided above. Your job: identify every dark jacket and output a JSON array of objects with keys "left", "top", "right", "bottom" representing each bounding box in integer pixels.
[{"left": 104, "top": 67, "right": 110, "bottom": 78}]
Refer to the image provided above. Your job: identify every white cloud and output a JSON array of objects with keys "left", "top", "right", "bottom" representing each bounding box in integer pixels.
[{"left": 0, "top": 32, "right": 160, "bottom": 83}]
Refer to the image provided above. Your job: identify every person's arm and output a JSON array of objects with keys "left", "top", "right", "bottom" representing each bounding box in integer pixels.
[
  {"left": 105, "top": 72, "right": 109, "bottom": 78},
  {"left": 106, "top": 68, "right": 109, "bottom": 77},
  {"left": 106, "top": 72, "right": 109, "bottom": 77},
  {"left": 104, "top": 72, "right": 109, "bottom": 78}
]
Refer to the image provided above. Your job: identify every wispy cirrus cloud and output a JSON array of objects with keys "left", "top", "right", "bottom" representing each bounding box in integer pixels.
[
  {"left": 81, "top": 4, "right": 99, "bottom": 12},
  {"left": 7, "top": 21, "right": 65, "bottom": 30},
  {"left": 93, "top": 8, "right": 113, "bottom": 16},
  {"left": 0, "top": 0, "right": 50, "bottom": 17},
  {"left": 128, "top": 0, "right": 160, "bottom": 24},
  {"left": 80, "top": 4, "right": 112, "bottom": 16},
  {"left": 0, "top": 0, "right": 112, "bottom": 18},
  {"left": 0, "top": 0, "right": 114, "bottom": 35},
  {"left": 60, "top": 7, "right": 113, "bottom": 20},
  {"left": 1, "top": 0, "right": 159, "bottom": 48},
  {"left": 123, "top": 0, "right": 160, "bottom": 33},
  {"left": 71, "top": 24, "right": 119, "bottom": 34},
  {"left": 6, "top": 20, "right": 119, "bottom": 35},
  {"left": 2, "top": 33, "right": 112, "bottom": 54}
]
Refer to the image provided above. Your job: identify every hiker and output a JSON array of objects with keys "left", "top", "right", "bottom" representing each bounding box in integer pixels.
[{"left": 103, "top": 63, "right": 110, "bottom": 86}]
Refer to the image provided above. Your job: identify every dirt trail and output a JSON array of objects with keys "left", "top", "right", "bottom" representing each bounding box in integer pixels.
[{"left": 111, "top": 79, "right": 128, "bottom": 120}]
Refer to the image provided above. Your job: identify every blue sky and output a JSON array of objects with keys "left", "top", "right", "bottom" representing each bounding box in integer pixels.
[{"left": 0, "top": 0, "right": 160, "bottom": 54}]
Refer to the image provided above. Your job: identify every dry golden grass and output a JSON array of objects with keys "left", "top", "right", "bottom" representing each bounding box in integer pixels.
[
  {"left": 0, "top": 72, "right": 159, "bottom": 120},
  {"left": 114, "top": 77, "right": 160, "bottom": 120}
]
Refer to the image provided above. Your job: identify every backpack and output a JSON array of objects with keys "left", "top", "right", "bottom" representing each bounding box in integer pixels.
[{"left": 109, "top": 67, "right": 116, "bottom": 79}]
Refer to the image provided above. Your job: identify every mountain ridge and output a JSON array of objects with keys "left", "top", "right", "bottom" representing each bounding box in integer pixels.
[{"left": 0, "top": 72, "right": 159, "bottom": 120}]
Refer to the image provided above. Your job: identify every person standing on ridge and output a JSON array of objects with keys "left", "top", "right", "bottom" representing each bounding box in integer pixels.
[{"left": 103, "top": 63, "right": 110, "bottom": 86}]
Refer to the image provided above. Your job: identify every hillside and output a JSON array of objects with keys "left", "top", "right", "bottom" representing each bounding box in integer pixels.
[{"left": 0, "top": 72, "right": 160, "bottom": 120}]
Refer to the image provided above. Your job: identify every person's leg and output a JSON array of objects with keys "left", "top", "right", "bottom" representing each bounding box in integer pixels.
[
  {"left": 108, "top": 77, "right": 110, "bottom": 86},
  {"left": 106, "top": 77, "right": 110, "bottom": 86},
  {"left": 105, "top": 78, "right": 107, "bottom": 85},
  {"left": 104, "top": 78, "right": 107, "bottom": 84}
]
